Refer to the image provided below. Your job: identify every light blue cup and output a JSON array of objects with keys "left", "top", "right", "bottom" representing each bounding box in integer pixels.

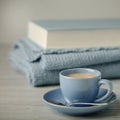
[{"left": 60, "top": 68, "right": 113, "bottom": 104}]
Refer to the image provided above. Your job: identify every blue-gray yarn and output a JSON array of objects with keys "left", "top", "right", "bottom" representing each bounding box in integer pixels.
[{"left": 8, "top": 38, "right": 120, "bottom": 86}]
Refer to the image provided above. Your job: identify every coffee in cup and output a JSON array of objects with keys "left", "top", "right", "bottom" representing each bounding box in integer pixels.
[
  {"left": 65, "top": 73, "right": 96, "bottom": 78},
  {"left": 59, "top": 68, "right": 113, "bottom": 104}
]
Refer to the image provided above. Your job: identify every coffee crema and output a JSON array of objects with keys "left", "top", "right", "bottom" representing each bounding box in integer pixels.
[{"left": 65, "top": 73, "right": 96, "bottom": 78}]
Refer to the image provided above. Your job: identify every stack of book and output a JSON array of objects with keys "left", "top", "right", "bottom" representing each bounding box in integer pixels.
[
  {"left": 9, "top": 19, "right": 120, "bottom": 86},
  {"left": 28, "top": 19, "right": 120, "bottom": 49}
]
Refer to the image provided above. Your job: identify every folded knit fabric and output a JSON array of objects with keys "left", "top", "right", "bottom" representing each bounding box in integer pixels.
[{"left": 8, "top": 38, "right": 120, "bottom": 86}]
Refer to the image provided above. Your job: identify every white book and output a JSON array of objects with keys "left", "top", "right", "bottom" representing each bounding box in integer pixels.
[{"left": 28, "top": 19, "right": 120, "bottom": 49}]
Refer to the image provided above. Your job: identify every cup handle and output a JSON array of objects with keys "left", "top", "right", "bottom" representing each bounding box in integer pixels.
[{"left": 94, "top": 79, "right": 113, "bottom": 103}]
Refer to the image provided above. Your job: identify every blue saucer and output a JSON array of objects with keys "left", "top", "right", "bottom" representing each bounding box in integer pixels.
[{"left": 43, "top": 88, "right": 116, "bottom": 115}]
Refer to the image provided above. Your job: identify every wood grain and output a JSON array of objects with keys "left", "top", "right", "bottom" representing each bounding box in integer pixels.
[{"left": 0, "top": 43, "right": 120, "bottom": 120}]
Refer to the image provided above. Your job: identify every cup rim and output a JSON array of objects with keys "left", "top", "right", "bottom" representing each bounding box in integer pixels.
[{"left": 60, "top": 68, "right": 101, "bottom": 79}]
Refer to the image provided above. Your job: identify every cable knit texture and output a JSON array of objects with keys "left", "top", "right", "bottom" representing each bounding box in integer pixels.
[{"left": 8, "top": 38, "right": 120, "bottom": 86}]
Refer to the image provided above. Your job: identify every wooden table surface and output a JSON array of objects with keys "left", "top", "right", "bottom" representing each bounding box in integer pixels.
[{"left": 0, "top": 43, "right": 120, "bottom": 120}]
